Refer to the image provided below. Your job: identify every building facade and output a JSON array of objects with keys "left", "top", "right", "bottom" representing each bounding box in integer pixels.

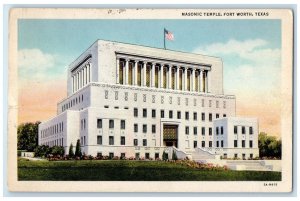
[{"left": 38, "top": 40, "right": 259, "bottom": 159}]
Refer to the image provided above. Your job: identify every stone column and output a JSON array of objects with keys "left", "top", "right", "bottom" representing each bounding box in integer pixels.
[
  {"left": 184, "top": 67, "right": 188, "bottom": 91},
  {"left": 88, "top": 63, "right": 91, "bottom": 83},
  {"left": 168, "top": 65, "right": 172, "bottom": 89},
  {"left": 143, "top": 61, "right": 147, "bottom": 86},
  {"left": 192, "top": 68, "right": 196, "bottom": 91},
  {"left": 125, "top": 58, "right": 129, "bottom": 85},
  {"left": 151, "top": 62, "right": 155, "bottom": 87},
  {"left": 160, "top": 64, "right": 164, "bottom": 88},
  {"left": 200, "top": 69, "right": 203, "bottom": 92},
  {"left": 134, "top": 60, "right": 138, "bottom": 85},
  {"left": 116, "top": 58, "right": 120, "bottom": 84},
  {"left": 176, "top": 66, "right": 180, "bottom": 90},
  {"left": 83, "top": 67, "right": 86, "bottom": 86}
]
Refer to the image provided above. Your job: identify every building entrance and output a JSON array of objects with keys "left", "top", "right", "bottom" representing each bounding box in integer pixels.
[{"left": 163, "top": 125, "right": 178, "bottom": 148}]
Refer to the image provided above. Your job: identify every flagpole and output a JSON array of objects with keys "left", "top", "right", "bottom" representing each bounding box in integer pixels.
[{"left": 163, "top": 28, "right": 166, "bottom": 50}]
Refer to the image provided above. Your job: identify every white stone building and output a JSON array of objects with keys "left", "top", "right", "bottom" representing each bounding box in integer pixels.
[{"left": 38, "top": 40, "right": 259, "bottom": 159}]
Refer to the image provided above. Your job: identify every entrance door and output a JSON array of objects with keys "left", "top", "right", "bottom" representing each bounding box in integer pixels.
[{"left": 163, "top": 125, "right": 178, "bottom": 147}]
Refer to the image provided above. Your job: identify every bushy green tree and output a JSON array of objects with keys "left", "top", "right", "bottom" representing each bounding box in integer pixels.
[
  {"left": 75, "top": 139, "right": 82, "bottom": 158},
  {"left": 17, "top": 122, "right": 41, "bottom": 151},
  {"left": 258, "top": 132, "right": 281, "bottom": 158},
  {"left": 68, "top": 143, "right": 74, "bottom": 158},
  {"left": 162, "top": 151, "right": 168, "bottom": 161},
  {"left": 34, "top": 145, "right": 51, "bottom": 157},
  {"left": 51, "top": 146, "right": 65, "bottom": 156}
]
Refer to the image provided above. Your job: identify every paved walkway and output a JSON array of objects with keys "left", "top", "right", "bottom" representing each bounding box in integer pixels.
[{"left": 20, "top": 157, "right": 46, "bottom": 161}]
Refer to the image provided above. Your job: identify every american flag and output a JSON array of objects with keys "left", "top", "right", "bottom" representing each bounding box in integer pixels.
[{"left": 164, "top": 28, "right": 174, "bottom": 41}]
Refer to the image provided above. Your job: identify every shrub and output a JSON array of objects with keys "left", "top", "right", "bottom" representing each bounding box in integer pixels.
[
  {"left": 51, "top": 146, "right": 65, "bottom": 156},
  {"left": 172, "top": 151, "right": 178, "bottom": 160},
  {"left": 75, "top": 139, "right": 82, "bottom": 158},
  {"left": 162, "top": 151, "right": 168, "bottom": 161},
  {"left": 34, "top": 145, "right": 51, "bottom": 158},
  {"left": 69, "top": 143, "right": 74, "bottom": 158}
]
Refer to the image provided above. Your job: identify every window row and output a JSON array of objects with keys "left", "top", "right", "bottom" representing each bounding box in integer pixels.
[
  {"left": 185, "top": 126, "right": 213, "bottom": 136},
  {"left": 62, "top": 94, "right": 84, "bottom": 112},
  {"left": 97, "top": 152, "right": 160, "bottom": 160},
  {"left": 96, "top": 136, "right": 129, "bottom": 146},
  {"left": 133, "top": 108, "right": 226, "bottom": 121},
  {"left": 40, "top": 121, "right": 64, "bottom": 139},
  {"left": 104, "top": 90, "right": 227, "bottom": 109},
  {"left": 234, "top": 126, "right": 253, "bottom": 134},
  {"left": 80, "top": 119, "right": 86, "bottom": 130},
  {"left": 41, "top": 138, "right": 64, "bottom": 147},
  {"left": 234, "top": 140, "right": 253, "bottom": 148},
  {"left": 97, "top": 119, "right": 126, "bottom": 129}
]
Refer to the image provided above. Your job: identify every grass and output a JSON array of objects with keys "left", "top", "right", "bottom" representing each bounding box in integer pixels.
[{"left": 18, "top": 158, "right": 281, "bottom": 181}]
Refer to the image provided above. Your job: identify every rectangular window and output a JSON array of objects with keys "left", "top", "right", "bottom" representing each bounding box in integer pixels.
[
  {"left": 234, "top": 140, "right": 238, "bottom": 147},
  {"left": 163, "top": 67, "right": 167, "bottom": 88},
  {"left": 128, "top": 62, "right": 133, "bottom": 85},
  {"left": 119, "top": 60, "right": 124, "bottom": 84},
  {"left": 145, "top": 153, "right": 150, "bottom": 159},
  {"left": 143, "top": 139, "right": 147, "bottom": 146},
  {"left": 177, "top": 111, "right": 181, "bottom": 119},
  {"left": 216, "top": 127, "right": 219, "bottom": 135},
  {"left": 249, "top": 140, "right": 253, "bottom": 148},
  {"left": 209, "top": 141, "right": 212, "bottom": 147},
  {"left": 242, "top": 126, "right": 246, "bottom": 134},
  {"left": 146, "top": 65, "right": 151, "bottom": 87},
  {"left": 185, "top": 126, "right": 189, "bottom": 135},
  {"left": 249, "top": 127, "right": 253, "bottom": 134},
  {"left": 216, "top": 113, "right": 219, "bottom": 119},
  {"left": 109, "top": 152, "right": 114, "bottom": 159},
  {"left": 169, "top": 110, "right": 173, "bottom": 119},
  {"left": 161, "top": 110, "right": 165, "bottom": 118},
  {"left": 221, "top": 140, "right": 224, "bottom": 147},
  {"left": 193, "top": 127, "right": 197, "bottom": 135},
  {"left": 171, "top": 68, "right": 176, "bottom": 89},
  {"left": 143, "top": 124, "right": 147, "bottom": 133},
  {"left": 134, "top": 108, "right": 138, "bottom": 117},
  {"left": 179, "top": 69, "right": 183, "bottom": 90},
  {"left": 134, "top": 124, "right": 138, "bottom": 133},
  {"left": 234, "top": 126, "right": 238, "bottom": 134},
  {"left": 155, "top": 66, "right": 159, "bottom": 88},
  {"left": 143, "top": 108, "right": 147, "bottom": 118},
  {"left": 109, "top": 120, "right": 114, "bottom": 129},
  {"left": 209, "top": 113, "right": 212, "bottom": 122},
  {"left": 121, "top": 153, "right": 126, "bottom": 159},
  {"left": 109, "top": 136, "right": 114, "bottom": 145},
  {"left": 97, "top": 119, "right": 102, "bottom": 128},
  {"left": 201, "top": 113, "right": 205, "bottom": 121},
  {"left": 137, "top": 64, "right": 142, "bottom": 86},
  {"left": 152, "top": 109, "right": 156, "bottom": 118},
  {"left": 134, "top": 139, "right": 138, "bottom": 146},
  {"left": 216, "top": 141, "right": 219, "bottom": 147},
  {"left": 152, "top": 125, "right": 156, "bottom": 133},
  {"left": 250, "top": 154, "right": 253, "bottom": 159},
  {"left": 193, "top": 112, "right": 197, "bottom": 121},
  {"left": 221, "top": 126, "right": 223, "bottom": 135},
  {"left": 202, "top": 127, "right": 205, "bottom": 136},
  {"left": 223, "top": 114, "right": 227, "bottom": 117},
  {"left": 187, "top": 70, "right": 191, "bottom": 91},
  {"left": 97, "top": 136, "right": 102, "bottom": 145},
  {"left": 194, "top": 141, "right": 197, "bottom": 148},
  {"left": 234, "top": 153, "right": 238, "bottom": 158},
  {"left": 201, "top": 141, "right": 205, "bottom": 147},
  {"left": 185, "top": 111, "right": 189, "bottom": 120},
  {"left": 120, "top": 120, "right": 126, "bottom": 129},
  {"left": 209, "top": 127, "right": 212, "bottom": 136},
  {"left": 155, "top": 153, "right": 159, "bottom": 159},
  {"left": 120, "top": 136, "right": 125, "bottom": 145}
]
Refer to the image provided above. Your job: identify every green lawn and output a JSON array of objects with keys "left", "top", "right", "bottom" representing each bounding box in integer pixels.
[{"left": 18, "top": 158, "right": 281, "bottom": 181}]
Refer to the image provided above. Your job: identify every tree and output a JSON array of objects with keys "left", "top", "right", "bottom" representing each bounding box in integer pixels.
[
  {"left": 75, "top": 139, "right": 82, "bottom": 158},
  {"left": 51, "top": 146, "right": 65, "bottom": 156},
  {"left": 17, "top": 122, "right": 41, "bottom": 151},
  {"left": 34, "top": 145, "right": 51, "bottom": 158},
  {"left": 68, "top": 143, "right": 74, "bottom": 158},
  {"left": 258, "top": 132, "right": 281, "bottom": 158},
  {"left": 172, "top": 150, "right": 178, "bottom": 160},
  {"left": 162, "top": 151, "right": 168, "bottom": 161}
]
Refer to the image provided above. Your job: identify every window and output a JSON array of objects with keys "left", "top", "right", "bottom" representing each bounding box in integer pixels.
[
  {"left": 223, "top": 153, "right": 227, "bottom": 159},
  {"left": 221, "top": 140, "right": 224, "bottom": 147},
  {"left": 143, "top": 139, "right": 147, "bottom": 146},
  {"left": 223, "top": 114, "right": 227, "bottom": 117},
  {"left": 152, "top": 125, "right": 156, "bottom": 133},
  {"left": 109, "top": 120, "right": 114, "bottom": 128},
  {"left": 84, "top": 136, "right": 86, "bottom": 145},
  {"left": 216, "top": 113, "right": 219, "bottom": 119},
  {"left": 216, "top": 127, "right": 219, "bottom": 135},
  {"left": 121, "top": 153, "right": 126, "bottom": 159},
  {"left": 134, "top": 108, "right": 138, "bottom": 117},
  {"left": 209, "top": 113, "right": 212, "bottom": 122},
  {"left": 250, "top": 154, "right": 253, "bottom": 159},
  {"left": 234, "top": 126, "right": 238, "bottom": 134},
  {"left": 152, "top": 109, "right": 156, "bottom": 118},
  {"left": 201, "top": 141, "right": 205, "bottom": 147},
  {"left": 143, "top": 108, "right": 147, "bottom": 118},
  {"left": 145, "top": 153, "right": 150, "bottom": 159},
  {"left": 202, "top": 127, "right": 205, "bottom": 136},
  {"left": 209, "top": 127, "right": 212, "bottom": 136},
  {"left": 109, "top": 136, "right": 114, "bottom": 145},
  {"left": 249, "top": 140, "right": 253, "bottom": 148},
  {"left": 177, "top": 111, "right": 181, "bottom": 119},
  {"left": 134, "top": 139, "right": 138, "bottom": 146},
  {"left": 120, "top": 120, "right": 126, "bottom": 129},
  {"left": 155, "top": 153, "right": 159, "bottom": 159},
  {"left": 109, "top": 152, "right": 114, "bottom": 159},
  {"left": 242, "top": 154, "right": 246, "bottom": 160},
  {"left": 134, "top": 124, "right": 138, "bottom": 132},
  {"left": 242, "top": 126, "right": 246, "bottom": 134},
  {"left": 161, "top": 110, "right": 165, "bottom": 118},
  {"left": 143, "top": 124, "right": 147, "bottom": 133},
  {"left": 234, "top": 153, "right": 238, "bottom": 158},
  {"left": 194, "top": 141, "right": 197, "bottom": 148},
  {"left": 185, "top": 111, "right": 189, "bottom": 120},
  {"left": 209, "top": 141, "right": 212, "bottom": 147},
  {"left": 97, "top": 136, "right": 102, "bottom": 145},
  {"left": 221, "top": 126, "right": 223, "bottom": 135},
  {"left": 185, "top": 126, "right": 189, "bottom": 135},
  {"left": 135, "top": 153, "right": 140, "bottom": 160},
  {"left": 201, "top": 113, "right": 205, "bottom": 121},
  {"left": 249, "top": 127, "right": 253, "bottom": 134},
  {"left": 121, "top": 136, "right": 125, "bottom": 145},
  {"left": 216, "top": 141, "right": 219, "bottom": 147},
  {"left": 193, "top": 112, "right": 197, "bottom": 120},
  {"left": 234, "top": 140, "right": 237, "bottom": 147},
  {"left": 169, "top": 110, "right": 173, "bottom": 119},
  {"left": 194, "top": 127, "right": 197, "bottom": 135}
]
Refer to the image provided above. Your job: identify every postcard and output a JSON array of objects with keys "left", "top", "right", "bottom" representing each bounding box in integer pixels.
[{"left": 7, "top": 8, "right": 293, "bottom": 192}]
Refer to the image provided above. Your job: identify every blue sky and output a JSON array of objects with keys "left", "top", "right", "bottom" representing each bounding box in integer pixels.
[{"left": 18, "top": 19, "right": 282, "bottom": 136}]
